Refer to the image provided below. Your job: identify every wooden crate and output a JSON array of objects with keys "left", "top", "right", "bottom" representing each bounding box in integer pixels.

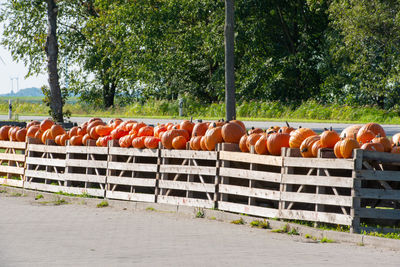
[
  {"left": 64, "top": 143, "right": 108, "bottom": 197},
  {"left": 0, "top": 141, "right": 26, "bottom": 188},
  {"left": 355, "top": 149, "right": 400, "bottom": 233},
  {"left": 157, "top": 149, "right": 218, "bottom": 208},
  {"left": 218, "top": 144, "right": 282, "bottom": 218},
  {"left": 24, "top": 138, "right": 66, "bottom": 193},
  {"left": 280, "top": 148, "right": 354, "bottom": 228},
  {"left": 106, "top": 142, "right": 159, "bottom": 203}
]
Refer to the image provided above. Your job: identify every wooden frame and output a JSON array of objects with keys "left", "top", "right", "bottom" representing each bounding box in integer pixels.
[{"left": 0, "top": 140, "right": 26, "bottom": 188}]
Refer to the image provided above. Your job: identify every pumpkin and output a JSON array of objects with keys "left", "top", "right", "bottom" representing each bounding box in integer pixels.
[
  {"left": 167, "top": 124, "right": 179, "bottom": 130},
  {"left": 266, "top": 126, "right": 280, "bottom": 134},
  {"left": 192, "top": 122, "right": 209, "bottom": 137},
  {"left": 51, "top": 124, "right": 66, "bottom": 139},
  {"left": 180, "top": 120, "right": 195, "bottom": 135},
  {"left": 300, "top": 135, "right": 320, "bottom": 158},
  {"left": 34, "top": 129, "right": 44, "bottom": 140},
  {"left": 358, "top": 123, "right": 386, "bottom": 138},
  {"left": 239, "top": 135, "right": 249, "bottom": 152},
  {"left": 161, "top": 130, "right": 181, "bottom": 149},
  {"left": 205, "top": 127, "right": 223, "bottom": 151},
  {"left": 230, "top": 120, "right": 246, "bottom": 132},
  {"left": 60, "top": 134, "right": 70, "bottom": 146},
  {"left": 189, "top": 136, "right": 202, "bottom": 150},
  {"left": 96, "top": 136, "right": 111, "bottom": 147},
  {"left": 89, "top": 127, "right": 100, "bottom": 140},
  {"left": 144, "top": 136, "right": 160, "bottom": 149},
  {"left": 87, "top": 120, "right": 105, "bottom": 134},
  {"left": 111, "top": 128, "right": 129, "bottom": 140},
  {"left": 311, "top": 140, "right": 323, "bottom": 158},
  {"left": 119, "top": 135, "right": 133, "bottom": 148},
  {"left": 88, "top": 117, "right": 102, "bottom": 124},
  {"left": 69, "top": 126, "right": 78, "bottom": 138},
  {"left": 221, "top": 121, "right": 246, "bottom": 143},
  {"left": 16, "top": 128, "right": 27, "bottom": 142},
  {"left": 40, "top": 119, "right": 54, "bottom": 131},
  {"left": 208, "top": 120, "right": 225, "bottom": 129},
  {"left": 77, "top": 123, "right": 87, "bottom": 136},
  {"left": 246, "top": 133, "right": 263, "bottom": 151},
  {"left": 357, "top": 130, "right": 375, "bottom": 144},
  {"left": 131, "top": 122, "right": 147, "bottom": 135},
  {"left": 137, "top": 126, "right": 154, "bottom": 137},
  {"left": 118, "top": 120, "right": 136, "bottom": 131},
  {"left": 109, "top": 118, "right": 123, "bottom": 129},
  {"left": 9, "top": 127, "right": 19, "bottom": 141},
  {"left": 172, "top": 136, "right": 187, "bottom": 149},
  {"left": 132, "top": 136, "right": 146, "bottom": 149},
  {"left": 391, "top": 143, "right": 400, "bottom": 154},
  {"left": 248, "top": 127, "right": 264, "bottom": 135},
  {"left": 41, "top": 129, "right": 53, "bottom": 144},
  {"left": 289, "top": 127, "right": 317, "bottom": 148},
  {"left": 340, "top": 125, "right": 362, "bottom": 139},
  {"left": 254, "top": 135, "right": 268, "bottom": 155},
  {"left": 320, "top": 127, "right": 340, "bottom": 148},
  {"left": 361, "top": 142, "right": 384, "bottom": 152},
  {"left": 82, "top": 134, "right": 91, "bottom": 146},
  {"left": 0, "top": 126, "right": 11, "bottom": 140},
  {"left": 372, "top": 135, "right": 392, "bottom": 152},
  {"left": 154, "top": 125, "right": 168, "bottom": 138},
  {"left": 280, "top": 122, "right": 295, "bottom": 135},
  {"left": 267, "top": 132, "right": 290, "bottom": 156},
  {"left": 95, "top": 125, "right": 113, "bottom": 137},
  {"left": 27, "top": 120, "right": 40, "bottom": 129},
  {"left": 340, "top": 138, "right": 360, "bottom": 158},
  {"left": 392, "top": 133, "right": 400, "bottom": 145},
  {"left": 200, "top": 136, "right": 208, "bottom": 151},
  {"left": 26, "top": 125, "right": 39, "bottom": 139},
  {"left": 334, "top": 140, "right": 343, "bottom": 158}
]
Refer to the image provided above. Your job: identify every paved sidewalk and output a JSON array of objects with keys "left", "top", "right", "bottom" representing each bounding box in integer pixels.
[{"left": 1, "top": 195, "right": 400, "bottom": 267}]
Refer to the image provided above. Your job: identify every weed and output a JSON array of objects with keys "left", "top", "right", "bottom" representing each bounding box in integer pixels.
[
  {"left": 11, "top": 192, "right": 22, "bottom": 197},
  {"left": 146, "top": 207, "right": 156, "bottom": 211},
  {"left": 239, "top": 213, "right": 249, "bottom": 217},
  {"left": 272, "top": 223, "right": 289, "bottom": 234},
  {"left": 0, "top": 189, "right": 6, "bottom": 193},
  {"left": 231, "top": 218, "right": 245, "bottom": 225},
  {"left": 35, "top": 194, "right": 44, "bottom": 200},
  {"left": 288, "top": 228, "right": 300, "bottom": 235},
  {"left": 320, "top": 237, "right": 334, "bottom": 243},
  {"left": 96, "top": 200, "right": 109, "bottom": 208},
  {"left": 250, "top": 220, "right": 269, "bottom": 229},
  {"left": 195, "top": 208, "right": 205, "bottom": 218},
  {"left": 209, "top": 216, "right": 216, "bottom": 220},
  {"left": 54, "top": 198, "right": 67, "bottom": 206},
  {"left": 357, "top": 242, "right": 364, "bottom": 246},
  {"left": 305, "top": 234, "right": 311, "bottom": 239}
]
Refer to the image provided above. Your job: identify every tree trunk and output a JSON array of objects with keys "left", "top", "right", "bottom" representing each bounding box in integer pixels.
[
  {"left": 225, "top": 0, "right": 236, "bottom": 121},
  {"left": 46, "top": 0, "right": 63, "bottom": 123},
  {"left": 103, "top": 81, "right": 116, "bottom": 108}
]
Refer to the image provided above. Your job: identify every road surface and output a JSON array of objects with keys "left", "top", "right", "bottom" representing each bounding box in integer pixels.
[
  {"left": 1, "top": 115, "right": 400, "bottom": 135},
  {"left": 1, "top": 194, "right": 399, "bottom": 266}
]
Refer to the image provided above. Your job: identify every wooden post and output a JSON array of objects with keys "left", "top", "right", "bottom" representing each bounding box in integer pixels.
[
  {"left": 351, "top": 149, "right": 363, "bottom": 233},
  {"left": 314, "top": 149, "right": 326, "bottom": 227}
]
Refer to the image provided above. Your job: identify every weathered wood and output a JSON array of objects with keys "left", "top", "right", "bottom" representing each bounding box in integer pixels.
[
  {"left": 25, "top": 170, "right": 65, "bottom": 181},
  {"left": 0, "top": 178, "right": 23, "bottom": 187},
  {"left": 358, "top": 208, "right": 400, "bottom": 220},
  {"left": 107, "top": 162, "right": 157, "bottom": 172},
  {"left": 280, "top": 210, "right": 352, "bottom": 225},
  {"left": 219, "top": 184, "right": 281, "bottom": 201},
  {"left": 66, "top": 159, "right": 107, "bottom": 168},
  {"left": 106, "top": 191, "right": 155, "bottom": 203},
  {"left": 357, "top": 170, "right": 400, "bottom": 181},
  {"left": 158, "top": 180, "right": 215, "bottom": 193},
  {"left": 107, "top": 176, "right": 156, "bottom": 187},
  {"left": 62, "top": 187, "right": 104, "bottom": 197},
  {"left": 109, "top": 147, "right": 158, "bottom": 157},
  {"left": 220, "top": 167, "right": 281, "bottom": 183},
  {"left": 0, "top": 165, "right": 25, "bottom": 175},
  {"left": 0, "top": 153, "right": 25, "bottom": 162},
  {"left": 284, "top": 157, "right": 354, "bottom": 169},
  {"left": 66, "top": 145, "right": 108, "bottom": 154},
  {"left": 157, "top": 195, "right": 214, "bottom": 208},
  {"left": 0, "top": 141, "right": 26, "bottom": 149},
  {"left": 26, "top": 157, "right": 65, "bottom": 167},
  {"left": 218, "top": 201, "right": 279, "bottom": 218},
  {"left": 281, "top": 174, "right": 353, "bottom": 188},
  {"left": 280, "top": 191, "right": 352, "bottom": 207},
  {"left": 64, "top": 173, "right": 106, "bottom": 183},
  {"left": 161, "top": 149, "right": 218, "bottom": 160},
  {"left": 27, "top": 144, "right": 66, "bottom": 154},
  {"left": 159, "top": 165, "right": 216, "bottom": 176},
  {"left": 361, "top": 149, "right": 400, "bottom": 163},
  {"left": 351, "top": 149, "right": 363, "bottom": 234},
  {"left": 24, "top": 182, "right": 64, "bottom": 193},
  {"left": 356, "top": 188, "right": 400, "bottom": 201},
  {"left": 219, "top": 151, "right": 282, "bottom": 166}
]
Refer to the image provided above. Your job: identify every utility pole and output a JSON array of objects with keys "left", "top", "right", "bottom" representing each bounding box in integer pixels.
[{"left": 225, "top": 0, "right": 236, "bottom": 121}]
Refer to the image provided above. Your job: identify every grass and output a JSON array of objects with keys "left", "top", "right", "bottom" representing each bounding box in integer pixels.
[
  {"left": 55, "top": 191, "right": 96, "bottom": 199},
  {"left": 195, "top": 208, "right": 205, "bottom": 218},
  {"left": 10, "top": 192, "right": 23, "bottom": 197},
  {"left": 96, "top": 200, "right": 109, "bottom": 208},
  {"left": 271, "top": 224, "right": 289, "bottom": 234},
  {"left": 146, "top": 207, "right": 156, "bottom": 211},
  {"left": 38, "top": 198, "right": 68, "bottom": 206},
  {"left": 320, "top": 237, "right": 334, "bottom": 243},
  {"left": 35, "top": 194, "right": 44, "bottom": 200},
  {"left": 209, "top": 216, "right": 216, "bottom": 220},
  {"left": 0, "top": 189, "right": 6, "bottom": 193},
  {"left": 231, "top": 218, "right": 245, "bottom": 225},
  {"left": 250, "top": 220, "right": 269, "bottom": 229}
]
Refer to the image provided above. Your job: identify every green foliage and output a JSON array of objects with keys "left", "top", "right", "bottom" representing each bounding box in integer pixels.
[
  {"left": 231, "top": 218, "right": 245, "bottom": 225},
  {"left": 96, "top": 200, "right": 109, "bottom": 208},
  {"left": 41, "top": 86, "right": 71, "bottom": 120},
  {"left": 250, "top": 220, "right": 269, "bottom": 229},
  {"left": 146, "top": 207, "right": 156, "bottom": 211},
  {"left": 195, "top": 208, "right": 205, "bottom": 218},
  {"left": 320, "top": 237, "right": 334, "bottom": 243},
  {"left": 35, "top": 194, "right": 44, "bottom": 200}
]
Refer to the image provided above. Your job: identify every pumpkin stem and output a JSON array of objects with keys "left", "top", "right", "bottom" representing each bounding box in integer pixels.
[
  {"left": 324, "top": 128, "right": 328, "bottom": 131},
  {"left": 198, "top": 119, "right": 203, "bottom": 123},
  {"left": 299, "top": 126, "right": 302, "bottom": 129},
  {"left": 285, "top": 121, "right": 290, "bottom": 127},
  {"left": 301, "top": 148, "right": 308, "bottom": 153},
  {"left": 278, "top": 129, "right": 283, "bottom": 133},
  {"left": 354, "top": 133, "right": 357, "bottom": 140},
  {"left": 190, "top": 117, "right": 193, "bottom": 123},
  {"left": 330, "top": 126, "right": 332, "bottom": 131}
]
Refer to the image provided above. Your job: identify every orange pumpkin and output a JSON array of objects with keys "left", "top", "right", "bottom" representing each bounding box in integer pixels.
[
  {"left": 372, "top": 135, "right": 391, "bottom": 152},
  {"left": 9, "top": 127, "right": 20, "bottom": 141},
  {"left": 267, "top": 132, "right": 290, "bottom": 156},
  {"left": 340, "top": 125, "right": 362, "bottom": 139},
  {"left": 239, "top": 135, "right": 249, "bottom": 152},
  {"left": 230, "top": 120, "right": 246, "bottom": 132},
  {"left": 221, "top": 121, "right": 246, "bottom": 144},
  {"left": 200, "top": 136, "right": 208, "bottom": 151},
  {"left": 137, "top": 126, "right": 154, "bottom": 137},
  {"left": 280, "top": 122, "right": 295, "bottom": 135},
  {"left": 205, "top": 127, "right": 223, "bottom": 151},
  {"left": 300, "top": 135, "right": 320, "bottom": 158},
  {"left": 132, "top": 136, "right": 146, "bottom": 149},
  {"left": 154, "top": 125, "right": 168, "bottom": 138},
  {"left": 88, "top": 117, "right": 102, "bottom": 124},
  {"left": 289, "top": 127, "right": 317, "bottom": 148},
  {"left": 246, "top": 133, "right": 263, "bottom": 151},
  {"left": 51, "top": 124, "right": 66, "bottom": 139},
  {"left": 340, "top": 138, "right": 360, "bottom": 158},
  {"left": 131, "top": 122, "right": 147, "bottom": 135},
  {"left": 208, "top": 120, "right": 225, "bottom": 129},
  {"left": 40, "top": 119, "right": 54, "bottom": 131},
  {"left": 87, "top": 120, "right": 105, "bottom": 135},
  {"left": 311, "top": 140, "right": 323, "bottom": 158},
  {"left": 180, "top": 120, "right": 195, "bottom": 135},
  {"left": 95, "top": 125, "right": 113, "bottom": 137},
  {"left": 144, "top": 136, "right": 160, "bottom": 149},
  {"left": 70, "top": 135, "right": 83, "bottom": 146},
  {"left": 320, "top": 127, "right": 340, "bottom": 148},
  {"left": 0, "top": 126, "right": 11, "bottom": 140},
  {"left": 189, "top": 136, "right": 202, "bottom": 150},
  {"left": 248, "top": 127, "right": 264, "bottom": 135},
  {"left": 334, "top": 140, "right": 343, "bottom": 158},
  {"left": 34, "top": 129, "right": 44, "bottom": 141},
  {"left": 41, "top": 129, "right": 53, "bottom": 144},
  {"left": 172, "top": 136, "right": 187, "bottom": 149},
  {"left": 358, "top": 123, "right": 386, "bottom": 138},
  {"left": 119, "top": 135, "right": 133, "bottom": 148},
  {"left": 26, "top": 125, "right": 39, "bottom": 139},
  {"left": 361, "top": 142, "right": 384, "bottom": 152},
  {"left": 26, "top": 120, "right": 40, "bottom": 129},
  {"left": 82, "top": 134, "right": 91, "bottom": 146},
  {"left": 192, "top": 122, "right": 209, "bottom": 137},
  {"left": 111, "top": 128, "right": 129, "bottom": 140},
  {"left": 55, "top": 135, "right": 62, "bottom": 145},
  {"left": 89, "top": 127, "right": 100, "bottom": 140},
  {"left": 357, "top": 130, "right": 375, "bottom": 144},
  {"left": 254, "top": 135, "right": 268, "bottom": 155},
  {"left": 69, "top": 126, "right": 79, "bottom": 138},
  {"left": 77, "top": 123, "right": 87, "bottom": 136},
  {"left": 16, "top": 128, "right": 27, "bottom": 142},
  {"left": 60, "top": 134, "right": 70, "bottom": 146}
]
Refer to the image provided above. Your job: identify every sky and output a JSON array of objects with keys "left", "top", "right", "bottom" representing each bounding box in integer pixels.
[{"left": 0, "top": 0, "right": 48, "bottom": 94}]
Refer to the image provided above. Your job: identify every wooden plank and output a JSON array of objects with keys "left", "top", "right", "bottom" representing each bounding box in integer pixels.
[
  {"left": 219, "top": 151, "right": 282, "bottom": 166},
  {"left": 107, "top": 162, "right": 158, "bottom": 172},
  {"left": 66, "top": 146, "right": 108, "bottom": 154},
  {"left": 284, "top": 157, "right": 354, "bottom": 170},
  {"left": 281, "top": 174, "right": 353, "bottom": 188},
  {"left": 25, "top": 170, "right": 65, "bottom": 181},
  {"left": 106, "top": 191, "right": 155, "bottom": 203},
  {"left": 220, "top": 167, "right": 281, "bottom": 183},
  {"left": 218, "top": 201, "right": 279, "bottom": 218},
  {"left": 158, "top": 180, "right": 215, "bottom": 193},
  {"left": 360, "top": 226, "right": 400, "bottom": 234},
  {"left": 356, "top": 189, "right": 400, "bottom": 201},
  {"left": 109, "top": 147, "right": 159, "bottom": 157},
  {"left": 0, "top": 153, "right": 25, "bottom": 162},
  {"left": 26, "top": 157, "right": 65, "bottom": 167},
  {"left": 358, "top": 208, "right": 400, "bottom": 220},
  {"left": 66, "top": 159, "right": 107, "bottom": 168},
  {"left": 24, "top": 182, "right": 64, "bottom": 193},
  {"left": 157, "top": 195, "right": 214, "bottom": 208},
  {"left": 161, "top": 149, "right": 217, "bottom": 160},
  {"left": 159, "top": 165, "right": 216, "bottom": 176},
  {"left": 280, "top": 210, "right": 352, "bottom": 225},
  {"left": 357, "top": 170, "right": 400, "bottom": 182},
  {"left": 0, "top": 141, "right": 26, "bottom": 149},
  {"left": 0, "top": 178, "right": 23, "bottom": 188},
  {"left": 361, "top": 149, "right": 400, "bottom": 163},
  {"left": 107, "top": 176, "right": 156, "bottom": 187},
  {"left": 27, "top": 144, "right": 66, "bottom": 154},
  {"left": 280, "top": 192, "right": 352, "bottom": 207},
  {"left": 62, "top": 187, "right": 104, "bottom": 197},
  {"left": 0, "top": 165, "right": 25, "bottom": 175},
  {"left": 218, "top": 184, "right": 281, "bottom": 201},
  {"left": 64, "top": 173, "right": 106, "bottom": 183}
]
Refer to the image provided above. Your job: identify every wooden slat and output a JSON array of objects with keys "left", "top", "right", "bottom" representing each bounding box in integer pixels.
[
  {"left": 27, "top": 144, "right": 66, "bottom": 153},
  {"left": 161, "top": 149, "right": 217, "bottom": 160},
  {"left": 109, "top": 147, "right": 159, "bottom": 157},
  {"left": 358, "top": 208, "right": 400, "bottom": 220},
  {"left": 66, "top": 159, "right": 107, "bottom": 168},
  {"left": 220, "top": 167, "right": 281, "bottom": 183},
  {"left": 356, "top": 189, "right": 400, "bottom": 201},
  {"left": 282, "top": 174, "right": 353, "bottom": 188},
  {"left": 219, "top": 151, "right": 282, "bottom": 166},
  {"left": 361, "top": 149, "right": 400, "bottom": 163},
  {"left": 280, "top": 210, "right": 352, "bottom": 225},
  {"left": 62, "top": 187, "right": 104, "bottom": 197},
  {"left": 26, "top": 157, "right": 65, "bottom": 167},
  {"left": 0, "top": 165, "right": 24, "bottom": 175},
  {"left": 158, "top": 180, "right": 215, "bottom": 193},
  {"left": 64, "top": 173, "right": 106, "bottom": 183},
  {"left": 218, "top": 184, "right": 280, "bottom": 201},
  {"left": 218, "top": 201, "right": 279, "bottom": 218},
  {"left": 360, "top": 226, "right": 400, "bottom": 234},
  {"left": 0, "top": 153, "right": 25, "bottom": 162},
  {"left": 357, "top": 170, "right": 400, "bottom": 182},
  {"left": 157, "top": 195, "right": 214, "bottom": 208},
  {"left": 0, "top": 178, "right": 23, "bottom": 188},
  {"left": 66, "top": 146, "right": 108, "bottom": 154},
  {"left": 284, "top": 157, "right": 354, "bottom": 169},
  {"left": 0, "top": 141, "right": 26, "bottom": 149},
  {"left": 107, "top": 176, "right": 156, "bottom": 187},
  {"left": 280, "top": 192, "right": 352, "bottom": 207},
  {"left": 107, "top": 162, "right": 157, "bottom": 172},
  {"left": 25, "top": 170, "right": 65, "bottom": 181},
  {"left": 159, "top": 165, "right": 216, "bottom": 176},
  {"left": 24, "top": 182, "right": 64, "bottom": 193},
  {"left": 106, "top": 191, "right": 155, "bottom": 203}
]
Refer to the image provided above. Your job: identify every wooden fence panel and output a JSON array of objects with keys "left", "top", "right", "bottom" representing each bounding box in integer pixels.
[{"left": 0, "top": 141, "right": 26, "bottom": 188}]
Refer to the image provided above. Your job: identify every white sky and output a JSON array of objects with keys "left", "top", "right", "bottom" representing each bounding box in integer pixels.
[{"left": 0, "top": 0, "right": 48, "bottom": 94}]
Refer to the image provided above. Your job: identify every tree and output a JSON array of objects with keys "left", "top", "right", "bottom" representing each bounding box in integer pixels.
[{"left": 225, "top": 0, "right": 235, "bottom": 120}]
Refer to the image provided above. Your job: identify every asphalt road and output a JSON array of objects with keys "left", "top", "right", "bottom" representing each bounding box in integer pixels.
[
  {"left": 1, "top": 194, "right": 400, "bottom": 267},
  {"left": 1, "top": 115, "right": 400, "bottom": 135}
]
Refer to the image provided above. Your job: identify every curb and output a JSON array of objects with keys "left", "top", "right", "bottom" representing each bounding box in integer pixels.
[{"left": 1, "top": 185, "right": 399, "bottom": 251}]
